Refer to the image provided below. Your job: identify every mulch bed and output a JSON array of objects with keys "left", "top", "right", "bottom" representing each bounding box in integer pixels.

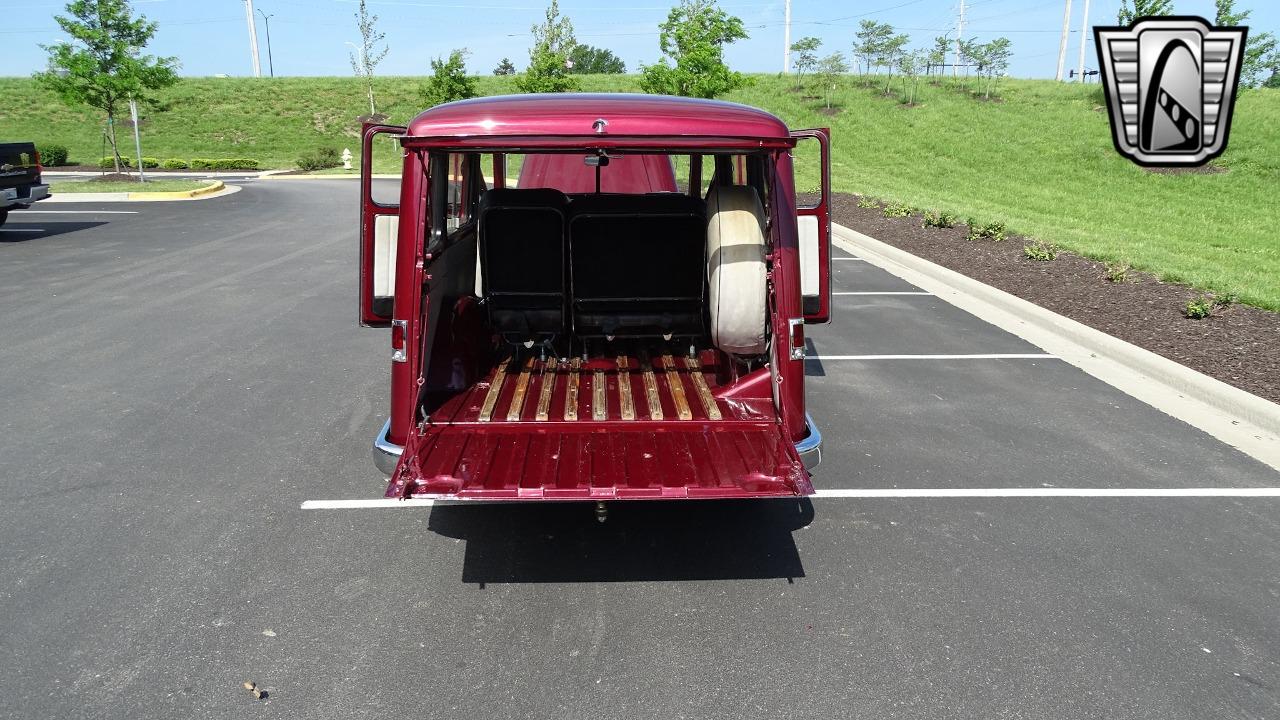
[{"left": 830, "top": 192, "right": 1280, "bottom": 405}]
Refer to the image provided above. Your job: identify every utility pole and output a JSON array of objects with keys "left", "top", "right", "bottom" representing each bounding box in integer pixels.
[
  {"left": 243, "top": 0, "right": 262, "bottom": 78},
  {"left": 1055, "top": 0, "right": 1072, "bottom": 81},
  {"left": 256, "top": 8, "right": 273, "bottom": 77},
  {"left": 1076, "top": 0, "right": 1091, "bottom": 82},
  {"left": 953, "top": 0, "right": 965, "bottom": 78},
  {"left": 782, "top": 0, "right": 792, "bottom": 73}
]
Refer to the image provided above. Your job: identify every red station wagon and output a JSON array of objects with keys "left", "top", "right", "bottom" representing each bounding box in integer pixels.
[{"left": 357, "top": 94, "right": 832, "bottom": 505}]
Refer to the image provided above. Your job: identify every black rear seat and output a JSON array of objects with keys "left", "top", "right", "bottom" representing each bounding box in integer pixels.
[
  {"left": 568, "top": 193, "right": 707, "bottom": 338},
  {"left": 477, "top": 188, "right": 569, "bottom": 345}
]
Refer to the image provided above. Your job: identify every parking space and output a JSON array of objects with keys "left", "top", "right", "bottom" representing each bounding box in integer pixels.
[{"left": 2, "top": 181, "right": 1278, "bottom": 719}]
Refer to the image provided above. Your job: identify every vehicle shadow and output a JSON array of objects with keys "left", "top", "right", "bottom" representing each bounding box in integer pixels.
[
  {"left": 426, "top": 498, "right": 815, "bottom": 584},
  {"left": 0, "top": 221, "right": 107, "bottom": 242}
]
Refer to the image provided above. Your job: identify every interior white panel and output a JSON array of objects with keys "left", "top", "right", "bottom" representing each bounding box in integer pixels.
[{"left": 373, "top": 214, "right": 399, "bottom": 297}]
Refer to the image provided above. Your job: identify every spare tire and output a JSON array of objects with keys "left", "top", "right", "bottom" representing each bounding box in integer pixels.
[{"left": 706, "top": 186, "right": 768, "bottom": 355}]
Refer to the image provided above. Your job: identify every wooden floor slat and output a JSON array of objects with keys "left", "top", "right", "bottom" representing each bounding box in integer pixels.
[
  {"left": 592, "top": 368, "right": 608, "bottom": 421},
  {"left": 477, "top": 360, "right": 509, "bottom": 422},
  {"left": 640, "top": 356, "right": 663, "bottom": 421},
  {"left": 662, "top": 355, "right": 693, "bottom": 420},
  {"left": 564, "top": 358, "right": 580, "bottom": 421},
  {"left": 535, "top": 358, "right": 557, "bottom": 421},
  {"left": 506, "top": 357, "right": 535, "bottom": 422},
  {"left": 685, "top": 356, "right": 722, "bottom": 420},
  {"left": 617, "top": 356, "right": 635, "bottom": 421}
]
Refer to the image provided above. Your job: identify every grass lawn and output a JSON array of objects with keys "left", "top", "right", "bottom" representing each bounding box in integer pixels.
[
  {"left": 3, "top": 74, "right": 1277, "bottom": 309},
  {"left": 50, "top": 179, "right": 213, "bottom": 193}
]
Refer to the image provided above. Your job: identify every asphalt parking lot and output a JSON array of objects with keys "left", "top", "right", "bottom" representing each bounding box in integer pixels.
[{"left": 2, "top": 180, "right": 1278, "bottom": 719}]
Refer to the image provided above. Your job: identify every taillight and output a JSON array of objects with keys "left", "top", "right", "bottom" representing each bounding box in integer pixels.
[
  {"left": 788, "top": 318, "right": 806, "bottom": 361},
  {"left": 34, "top": 150, "right": 43, "bottom": 173},
  {"left": 390, "top": 319, "right": 408, "bottom": 363}
]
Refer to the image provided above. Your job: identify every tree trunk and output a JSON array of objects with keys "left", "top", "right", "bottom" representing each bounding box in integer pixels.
[
  {"left": 367, "top": 81, "right": 377, "bottom": 116},
  {"left": 105, "top": 110, "right": 123, "bottom": 175}
]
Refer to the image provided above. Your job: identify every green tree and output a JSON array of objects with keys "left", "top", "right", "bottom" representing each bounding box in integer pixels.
[
  {"left": 878, "top": 31, "right": 909, "bottom": 94},
  {"left": 1215, "top": 0, "right": 1280, "bottom": 88},
  {"left": 517, "top": 0, "right": 578, "bottom": 93},
  {"left": 493, "top": 57, "right": 517, "bottom": 76},
  {"left": 1118, "top": 0, "right": 1172, "bottom": 24},
  {"left": 981, "top": 37, "right": 1012, "bottom": 99},
  {"left": 640, "top": 0, "right": 749, "bottom": 98},
  {"left": 851, "top": 20, "right": 892, "bottom": 80},
  {"left": 897, "top": 49, "right": 925, "bottom": 104},
  {"left": 420, "top": 49, "right": 477, "bottom": 107},
  {"left": 814, "top": 52, "right": 849, "bottom": 109},
  {"left": 569, "top": 44, "right": 625, "bottom": 74},
  {"left": 349, "top": 0, "right": 389, "bottom": 115},
  {"left": 34, "top": 0, "right": 178, "bottom": 175},
  {"left": 790, "top": 36, "right": 822, "bottom": 87},
  {"left": 927, "top": 36, "right": 948, "bottom": 80}
]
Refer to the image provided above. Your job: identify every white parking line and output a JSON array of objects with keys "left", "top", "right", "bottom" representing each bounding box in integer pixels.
[
  {"left": 813, "top": 488, "right": 1280, "bottom": 498},
  {"left": 833, "top": 291, "right": 932, "bottom": 296},
  {"left": 0, "top": 228, "right": 44, "bottom": 233},
  {"left": 833, "top": 257, "right": 866, "bottom": 261},
  {"left": 302, "top": 487, "right": 1280, "bottom": 509},
  {"left": 810, "top": 354, "right": 1056, "bottom": 360},
  {"left": 18, "top": 210, "right": 139, "bottom": 214}
]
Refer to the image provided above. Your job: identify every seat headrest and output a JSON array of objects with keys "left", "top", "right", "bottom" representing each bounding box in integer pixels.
[{"left": 480, "top": 188, "right": 570, "bottom": 213}]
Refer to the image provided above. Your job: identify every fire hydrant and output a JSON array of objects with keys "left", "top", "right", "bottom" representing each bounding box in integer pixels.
[{"left": 341, "top": 148, "right": 353, "bottom": 171}]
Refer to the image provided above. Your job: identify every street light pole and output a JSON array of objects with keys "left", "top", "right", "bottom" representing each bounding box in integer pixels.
[{"left": 258, "top": 10, "right": 275, "bottom": 78}]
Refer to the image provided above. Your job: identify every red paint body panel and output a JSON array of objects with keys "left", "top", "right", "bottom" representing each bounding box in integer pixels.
[
  {"left": 408, "top": 94, "right": 791, "bottom": 143},
  {"left": 517, "top": 153, "right": 678, "bottom": 194}
]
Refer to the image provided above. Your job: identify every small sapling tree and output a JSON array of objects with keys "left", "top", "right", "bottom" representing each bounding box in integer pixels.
[
  {"left": 790, "top": 36, "right": 821, "bottom": 88},
  {"left": 349, "top": 0, "right": 390, "bottom": 116},
  {"left": 815, "top": 52, "right": 849, "bottom": 109}
]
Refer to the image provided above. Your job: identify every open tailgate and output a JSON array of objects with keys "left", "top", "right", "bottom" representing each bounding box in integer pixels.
[{"left": 385, "top": 357, "right": 812, "bottom": 501}]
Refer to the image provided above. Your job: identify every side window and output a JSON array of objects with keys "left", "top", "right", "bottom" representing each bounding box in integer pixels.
[
  {"left": 791, "top": 137, "right": 822, "bottom": 209},
  {"left": 430, "top": 152, "right": 485, "bottom": 251}
]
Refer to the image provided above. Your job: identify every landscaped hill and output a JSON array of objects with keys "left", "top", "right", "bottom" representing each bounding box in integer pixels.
[{"left": 2, "top": 74, "right": 1277, "bottom": 310}]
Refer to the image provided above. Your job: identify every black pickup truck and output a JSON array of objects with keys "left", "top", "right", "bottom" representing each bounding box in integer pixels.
[{"left": 1, "top": 142, "right": 52, "bottom": 227}]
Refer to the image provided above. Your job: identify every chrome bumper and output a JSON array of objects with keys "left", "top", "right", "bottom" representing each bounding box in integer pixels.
[
  {"left": 796, "top": 413, "right": 823, "bottom": 470},
  {"left": 372, "top": 419, "right": 403, "bottom": 476},
  {"left": 1, "top": 184, "right": 50, "bottom": 209},
  {"left": 371, "top": 412, "right": 823, "bottom": 476}
]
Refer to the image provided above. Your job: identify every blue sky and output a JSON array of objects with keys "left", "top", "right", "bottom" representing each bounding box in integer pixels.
[{"left": 1, "top": 0, "right": 1275, "bottom": 79}]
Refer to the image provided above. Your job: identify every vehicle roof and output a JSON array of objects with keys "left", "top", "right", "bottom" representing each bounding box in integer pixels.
[{"left": 406, "top": 94, "right": 792, "bottom": 142}]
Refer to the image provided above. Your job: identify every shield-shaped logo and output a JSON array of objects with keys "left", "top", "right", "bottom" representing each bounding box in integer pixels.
[{"left": 1095, "top": 16, "right": 1247, "bottom": 167}]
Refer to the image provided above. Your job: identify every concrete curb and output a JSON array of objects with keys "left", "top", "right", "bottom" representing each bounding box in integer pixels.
[
  {"left": 260, "top": 172, "right": 399, "bottom": 180},
  {"left": 832, "top": 222, "right": 1280, "bottom": 472},
  {"left": 127, "top": 180, "right": 224, "bottom": 201}
]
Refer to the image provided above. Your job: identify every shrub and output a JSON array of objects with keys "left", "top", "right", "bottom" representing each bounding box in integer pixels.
[
  {"left": 1023, "top": 240, "right": 1057, "bottom": 261},
  {"left": 160, "top": 158, "right": 189, "bottom": 170},
  {"left": 100, "top": 156, "right": 135, "bottom": 168},
  {"left": 189, "top": 158, "right": 215, "bottom": 170},
  {"left": 883, "top": 201, "right": 914, "bottom": 218},
  {"left": 1104, "top": 262, "right": 1129, "bottom": 283},
  {"left": 1184, "top": 296, "right": 1214, "bottom": 319},
  {"left": 966, "top": 219, "right": 1007, "bottom": 242},
  {"left": 922, "top": 210, "right": 958, "bottom": 229},
  {"left": 296, "top": 148, "right": 341, "bottom": 172},
  {"left": 139, "top": 157, "right": 159, "bottom": 169},
  {"left": 211, "top": 158, "right": 259, "bottom": 170},
  {"left": 856, "top": 195, "right": 878, "bottom": 209},
  {"left": 36, "top": 143, "right": 69, "bottom": 166}
]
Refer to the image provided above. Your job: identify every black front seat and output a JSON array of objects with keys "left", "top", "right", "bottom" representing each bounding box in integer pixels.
[{"left": 477, "top": 188, "right": 569, "bottom": 346}]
